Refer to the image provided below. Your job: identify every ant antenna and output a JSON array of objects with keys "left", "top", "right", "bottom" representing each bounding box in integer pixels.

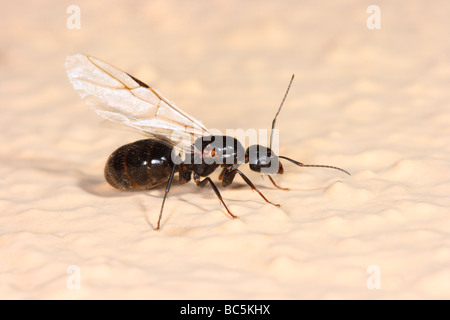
[
  {"left": 270, "top": 74, "right": 295, "bottom": 150},
  {"left": 279, "top": 155, "right": 351, "bottom": 176},
  {"left": 269, "top": 75, "right": 350, "bottom": 176}
]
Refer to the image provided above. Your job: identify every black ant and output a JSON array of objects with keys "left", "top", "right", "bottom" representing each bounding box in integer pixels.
[{"left": 65, "top": 54, "right": 350, "bottom": 230}]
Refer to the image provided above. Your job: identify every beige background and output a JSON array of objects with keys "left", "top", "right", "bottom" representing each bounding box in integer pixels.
[{"left": 1, "top": 0, "right": 449, "bottom": 299}]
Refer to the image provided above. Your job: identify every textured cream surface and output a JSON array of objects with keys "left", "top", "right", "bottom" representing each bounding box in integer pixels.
[{"left": 1, "top": 0, "right": 450, "bottom": 299}]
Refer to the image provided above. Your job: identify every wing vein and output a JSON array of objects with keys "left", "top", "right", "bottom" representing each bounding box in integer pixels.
[{"left": 87, "top": 56, "right": 208, "bottom": 132}]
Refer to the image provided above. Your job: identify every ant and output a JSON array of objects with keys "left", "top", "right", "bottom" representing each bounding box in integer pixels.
[{"left": 65, "top": 54, "right": 350, "bottom": 229}]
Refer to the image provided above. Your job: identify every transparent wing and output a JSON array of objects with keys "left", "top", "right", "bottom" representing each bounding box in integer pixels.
[{"left": 64, "top": 53, "right": 209, "bottom": 153}]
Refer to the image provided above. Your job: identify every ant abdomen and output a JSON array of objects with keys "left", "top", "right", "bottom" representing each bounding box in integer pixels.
[{"left": 104, "top": 139, "right": 175, "bottom": 190}]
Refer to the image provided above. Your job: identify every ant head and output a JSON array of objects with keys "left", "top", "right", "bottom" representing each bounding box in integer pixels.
[
  {"left": 245, "top": 145, "right": 284, "bottom": 175},
  {"left": 245, "top": 144, "right": 351, "bottom": 177}
]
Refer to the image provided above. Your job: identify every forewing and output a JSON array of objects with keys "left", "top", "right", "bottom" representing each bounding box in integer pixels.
[{"left": 64, "top": 54, "right": 209, "bottom": 152}]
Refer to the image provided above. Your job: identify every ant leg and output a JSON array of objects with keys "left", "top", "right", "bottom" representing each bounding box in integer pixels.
[
  {"left": 234, "top": 169, "right": 280, "bottom": 207},
  {"left": 178, "top": 163, "right": 192, "bottom": 184},
  {"left": 155, "top": 164, "right": 177, "bottom": 230},
  {"left": 218, "top": 168, "right": 227, "bottom": 181},
  {"left": 267, "top": 175, "right": 289, "bottom": 191},
  {"left": 194, "top": 175, "right": 237, "bottom": 219}
]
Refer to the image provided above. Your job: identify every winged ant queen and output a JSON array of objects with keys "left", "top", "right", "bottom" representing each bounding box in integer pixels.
[{"left": 65, "top": 54, "right": 350, "bottom": 230}]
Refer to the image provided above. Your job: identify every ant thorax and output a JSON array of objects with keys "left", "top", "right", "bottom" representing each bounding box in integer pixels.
[{"left": 182, "top": 135, "right": 246, "bottom": 176}]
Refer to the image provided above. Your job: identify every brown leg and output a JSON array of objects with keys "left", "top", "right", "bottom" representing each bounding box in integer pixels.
[
  {"left": 234, "top": 169, "right": 280, "bottom": 207},
  {"left": 156, "top": 164, "right": 178, "bottom": 230},
  {"left": 194, "top": 174, "right": 237, "bottom": 219},
  {"left": 218, "top": 168, "right": 227, "bottom": 181},
  {"left": 267, "top": 175, "right": 289, "bottom": 191}
]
